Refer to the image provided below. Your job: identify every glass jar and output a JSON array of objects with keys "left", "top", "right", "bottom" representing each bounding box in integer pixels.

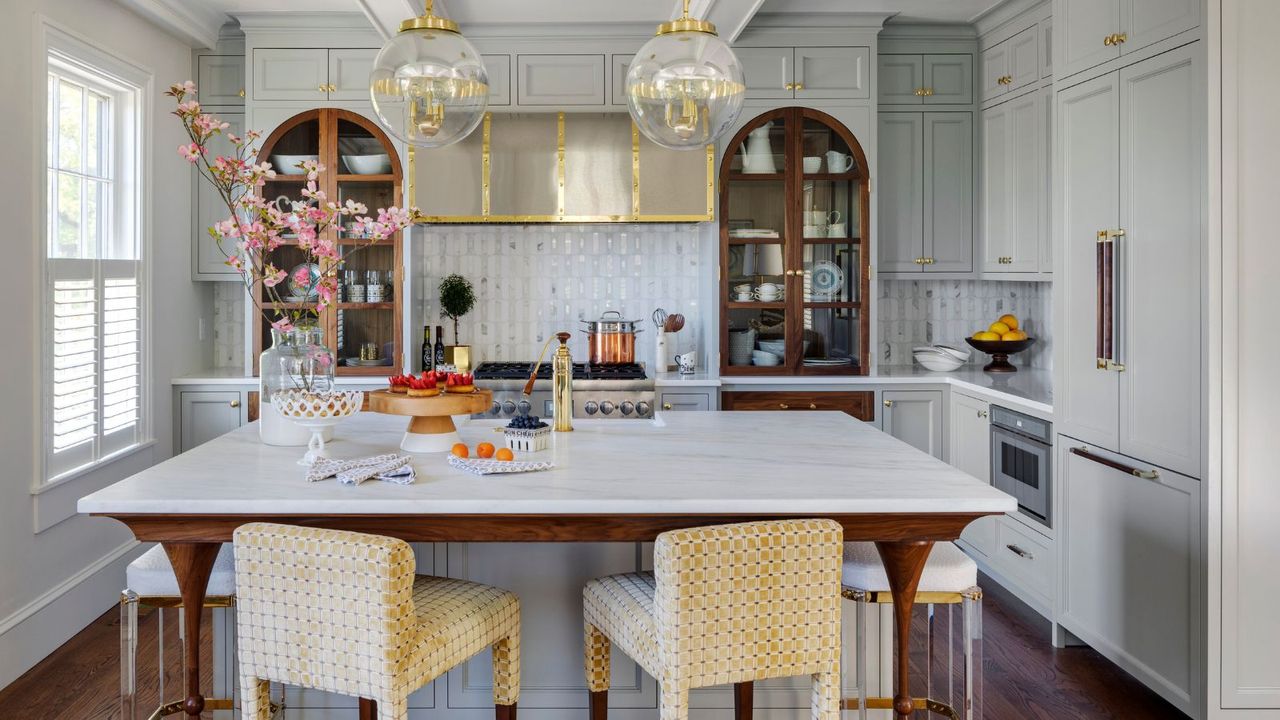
[{"left": 259, "top": 325, "right": 336, "bottom": 446}]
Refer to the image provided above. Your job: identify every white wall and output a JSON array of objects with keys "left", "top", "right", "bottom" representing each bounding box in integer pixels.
[{"left": 0, "top": 0, "right": 205, "bottom": 689}]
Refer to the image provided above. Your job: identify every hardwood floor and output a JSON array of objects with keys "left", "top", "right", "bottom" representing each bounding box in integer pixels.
[{"left": 0, "top": 575, "right": 1186, "bottom": 719}]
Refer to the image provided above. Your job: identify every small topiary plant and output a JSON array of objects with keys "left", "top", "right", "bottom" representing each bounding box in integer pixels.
[{"left": 439, "top": 274, "right": 476, "bottom": 345}]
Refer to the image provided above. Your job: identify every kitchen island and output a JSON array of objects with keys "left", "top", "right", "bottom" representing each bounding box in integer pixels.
[{"left": 79, "top": 411, "right": 1014, "bottom": 719}]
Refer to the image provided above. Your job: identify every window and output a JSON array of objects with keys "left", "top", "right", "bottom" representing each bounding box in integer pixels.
[{"left": 42, "top": 32, "right": 148, "bottom": 483}]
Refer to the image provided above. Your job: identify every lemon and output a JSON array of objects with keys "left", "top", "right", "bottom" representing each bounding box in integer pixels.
[
  {"left": 974, "top": 331, "right": 1001, "bottom": 341},
  {"left": 988, "top": 321, "right": 1011, "bottom": 335},
  {"left": 998, "top": 314, "right": 1019, "bottom": 330},
  {"left": 1001, "top": 330, "right": 1027, "bottom": 341}
]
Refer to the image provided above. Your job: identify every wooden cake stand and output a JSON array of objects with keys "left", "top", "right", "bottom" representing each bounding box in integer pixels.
[{"left": 367, "top": 388, "right": 493, "bottom": 453}]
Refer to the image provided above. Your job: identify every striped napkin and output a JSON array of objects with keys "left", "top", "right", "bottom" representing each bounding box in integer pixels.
[
  {"left": 448, "top": 456, "right": 554, "bottom": 476},
  {"left": 307, "top": 454, "right": 416, "bottom": 485}
]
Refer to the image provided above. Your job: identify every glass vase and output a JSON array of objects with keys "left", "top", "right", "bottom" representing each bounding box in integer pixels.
[{"left": 259, "top": 325, "right": 336, "bottom": 446}]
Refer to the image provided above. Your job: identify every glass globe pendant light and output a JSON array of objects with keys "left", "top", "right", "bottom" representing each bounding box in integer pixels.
[
  {"left": 369, "top": 0, "right": 489, "bottom": 148},
  {"left": 625, "top": 0, "right": 746, "bottom": 150}
]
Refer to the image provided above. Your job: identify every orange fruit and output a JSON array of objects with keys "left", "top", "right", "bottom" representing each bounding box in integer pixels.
[
  {"left": 998, "top": 314, "right": 1019, "bottom": 330},
  {"left": 451, "top": 443, "right": 469, "bottom": 458},
  {"left": 477, "top": 442, "right": 496, "bottom": 459},
  {"left": 495, "top": 447, "right": 514, "bottom": 462}
]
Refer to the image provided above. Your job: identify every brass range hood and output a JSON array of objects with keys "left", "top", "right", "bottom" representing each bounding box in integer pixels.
[{"left": 407, "top": 111, "right": 714, "bottom": 223}]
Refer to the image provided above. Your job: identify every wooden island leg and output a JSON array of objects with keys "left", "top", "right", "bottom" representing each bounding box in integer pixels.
[
  {"left": 734, "top": 681, "right": 753, "bottom": 719},
  {"left": 161, "top": 542, "right": 221, "bottom": 717},
  {"left": 359, "top": 698, "right": 376, "bottom": 719},
  {"left": 875, "top": 540, "right": 934, "bottom": 720}
]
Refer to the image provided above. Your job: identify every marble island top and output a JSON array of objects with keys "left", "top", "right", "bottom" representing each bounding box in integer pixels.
[{"left": 79, "top": 411, "right": 1014, "bottom": 517}]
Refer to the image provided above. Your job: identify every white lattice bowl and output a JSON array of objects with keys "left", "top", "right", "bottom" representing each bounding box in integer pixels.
[{"left": 273, "top": 389, "right": 364, "bottom": 465}]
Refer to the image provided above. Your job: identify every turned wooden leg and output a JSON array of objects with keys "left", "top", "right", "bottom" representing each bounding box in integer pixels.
[
  {"left": 161, "top": 542, "right": 220, "bottom": 717},
  {"left": 734, "top": 681, "right": 754, "bottom": 719},
  {"left": 875, "top": 540, "right": 934, "bottom": 720},
  {"left": 358, "top": 698, "right": 376, "bottom": 720},
  {"left": 589, "top": 689, "right": 608, "bottom": 719},
  {"left": 496, "top": 703, "right": 517, "bottom": 719}
]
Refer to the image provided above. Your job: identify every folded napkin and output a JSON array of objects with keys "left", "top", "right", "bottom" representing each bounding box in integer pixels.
[
  {"left": 448, "top": 456, "right": 555, "bottom": 476},
  {"left": 307, "top": 454, "right": 416, "bottom": 485}
]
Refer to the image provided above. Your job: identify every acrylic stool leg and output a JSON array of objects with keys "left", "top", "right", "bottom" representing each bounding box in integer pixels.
[{"left": 120, "top": 591, "right": 139, "bottom": 720}]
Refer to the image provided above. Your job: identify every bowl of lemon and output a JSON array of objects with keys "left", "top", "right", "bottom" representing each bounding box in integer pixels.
[{"left": 965, "top": 314, "right": 1035, "bottom": 373}]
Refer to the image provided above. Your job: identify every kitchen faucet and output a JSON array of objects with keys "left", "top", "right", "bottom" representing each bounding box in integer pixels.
[{"left": 525, "top": 332, "right": 574, "bottom": 432}]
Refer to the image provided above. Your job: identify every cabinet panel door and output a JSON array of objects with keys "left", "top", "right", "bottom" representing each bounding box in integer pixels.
[
  {"left": 1055, "top": 0, "right": 1120, "bottom": 80},
  {"left": 1123, "top": 0, "right": 1199, "bottom": 56},
  {"left": 980, "top": 42, "right": 1009, "bottom": 101},
  {"left": 1007, "top": 27, "right": 1041, "bottom": 92},
  {"left": 197, "top": 55, "right": 245, "bottom": 105},
  {"left": 253, "top": 48, "right": 328, "bottom": 101},
  {"left": 795, "top": 46, "right": 869, "bottom": 100},
  {"left": 1117, "top": 46, "right": 1202, "bottom": 477},
  {"left": 327, "top": 49, "right": 377, "bottom": 101},
  {"left": 1059, "top": 443, "right": 1200, "bottom": 714},
  {"left": 882, "top": 390, "right": 944, "bottom": 459},
  {"left": 923, "top": 54, "right": 973, "bottom": 105},
  {"left": 516, "top": 54, "right": 605, "bottom": 106},
  {"left": 736, "top": 47, "right": 794, "bottom": 99},
  {"left": 923, "top": 113, "right": 973, "bottom": 272},
  {"left": 1056, "top": 73, "right": 1120, "bottom": 449},
  {"left": 979, "top": 103, "right": 1011, "bottom": 271},
  {"left": 877, "top": 54, "right": 923, "bottom": 105},
  {"left": 483, "top": 54, "right": 512, "bottom": 106},
  {"left": 180, "top": 391, "right": 244, "bottom": 453},
  {"left": 194, "top": 113, "right": 243, "bottom": 278},
  {"left": 950, "top": 393, "right": 994, "bottom": 555},
  {"left": 876, "top": 113, "right": 925, "bottom": 273},
  {"left": 609, "top": 53, "right": 634, "bottom": 107},
  {"left": 1007, "top": 91, "right": 1043, "bottom": 272},
  {"left": 1039, "top": 85, "right": 1053, "bottom": 272},
  {"left": 1040, "top": 18, "right": 1054, "bottom": 79}
]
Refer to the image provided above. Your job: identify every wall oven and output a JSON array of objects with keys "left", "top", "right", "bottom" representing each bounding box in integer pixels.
[{"left": 990, "top": 405, "right": 1053, "bottom": 529}]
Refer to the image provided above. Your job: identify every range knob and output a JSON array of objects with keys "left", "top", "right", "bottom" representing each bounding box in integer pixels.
[
  {"left": 584, "top": 401, "right": 599, "bottom": 415},
  {"left": 636, "top": 401, "right": 651, "bottom": 417},
  {"left": 517, "top": 399, "right": 532, "bottom": 416},
  {"left": 600, "top": 401, "right": 616, "bottom": 416},
  {"left": 620, "top": 400, "right": 635, "bottom": 416},
  {"left": 490, "top": 401, "right": 502, "bottom": 416},
  {"left": 502, "top": 400, "right": 517, "bottom": 415}
]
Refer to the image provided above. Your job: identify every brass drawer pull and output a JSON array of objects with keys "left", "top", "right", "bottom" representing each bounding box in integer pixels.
[
  {"left": 808, "top": 403, "right": 818, "bottom": 410},
  {"left": 1006, "top": 544, "right": 1035, "bottom": 560},
  {"left": 779, "top": 403, "right": 790, "bottom": 409},
  {"left": 1070, "top": 446, "right": 1159, "bottom": 480},
  {"left": 883, "top": 399, "right": 894, "bottom": 408}
]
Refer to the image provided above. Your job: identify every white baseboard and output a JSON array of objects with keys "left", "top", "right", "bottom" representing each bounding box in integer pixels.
[{"left": 0, "top": 540, "right": 142, "bottom": 690}]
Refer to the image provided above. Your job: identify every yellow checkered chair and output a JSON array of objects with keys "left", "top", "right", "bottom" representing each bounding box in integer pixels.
[
  {"left": 583, "top": 519, "right": 844, "bottom": 719},
  {"left": 232, "top": 523, "right": 521, "bottom": 720}
]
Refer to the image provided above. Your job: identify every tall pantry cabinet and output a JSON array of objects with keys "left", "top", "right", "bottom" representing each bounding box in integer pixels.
[{"left": 1053, "top": 15, "right": 1204, "bottom": 718}]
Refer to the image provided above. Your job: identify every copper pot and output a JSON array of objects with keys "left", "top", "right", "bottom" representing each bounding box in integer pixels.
[{"left": 582, "top": 310, "right": 643, "bottom": 364}]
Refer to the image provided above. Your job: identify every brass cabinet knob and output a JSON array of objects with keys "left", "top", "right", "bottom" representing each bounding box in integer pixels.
[
  {"left": 883, "top": 399, "right": 894, "bottom": 408},
  {"left": 230, "top": 399, "right": 241, "bottom": 408},
  {"left": 1115, "top": 32, "right": 1127, "bottom": 44},
  {"left": 978, "top": 410, "right": 989, "bottom": 418},
  {"left": 914, "top": 257, "right": 925, "bottom": 265},
  {"left": 329, "top": 83, "right": 338, "bottom": 92},
  {"left": 923, "top": 87, "right": 935, "bottom": 96},
  {"left": 784, "top": 82, "right": 794, "bottom": 90},
  {"left": 779, "top": 403, "right": 790, "bottom": 409},
  {"left": 662, "top": 402, "right": 673, "bottom": 410},
  {"left": 319, "top": 84, "right": 328, "bottom": 92},
  {"left": 914, "top": 87, "right": 926, "bottom": 97},
  {"left": 794, "top": 82, "right": 805, "bottom": 90},
  {"left": 925, "top": 257, "right": 936, "bottom": 264},
  {"left": 238, "top": 88, "right": 245, "bottom": 98}
]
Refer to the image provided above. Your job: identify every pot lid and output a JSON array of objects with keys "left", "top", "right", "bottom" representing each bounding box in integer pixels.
[{"left": 582, "top": 309, "right": 643, "bottom": 333}]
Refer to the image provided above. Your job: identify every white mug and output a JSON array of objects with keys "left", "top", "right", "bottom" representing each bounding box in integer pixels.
[
  {"left": 825, "top": 151, "right": 854, "bottom": 173},
  {"left": 802, "top": 156, "right": 822, "bottom": 173},
  {"left": 827, "top": 210, "right": 843, "bottom": 225},
  {"left": 735, "top": 292, "right": 754, "bottom": 302},
  {"left": 757, "top": 282, "right": 782, "bottom": 294},
  {"left": 827, "top": 222, "right": 848, "bottom": 238},
  {"left": 734, "top": 282, "right": 752, "bottom": 293},
  {"left": 675, "top": 351, "right": 697, "bottom": 375}
]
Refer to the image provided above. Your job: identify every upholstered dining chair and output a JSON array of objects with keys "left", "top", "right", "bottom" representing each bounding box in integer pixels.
[
  {"left": 232, "top": 522, "right": 522, "bottom": 720},
  {"left": 582, "top": 518, "right": 844, "bottom": 719}
]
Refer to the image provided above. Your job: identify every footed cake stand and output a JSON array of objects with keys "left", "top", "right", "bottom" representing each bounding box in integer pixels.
[
  {"left": 368, "top": 388, "right": 493, "bottom": 453},
  {"left": 272, "top": 389, "right": 364, "bottom": 465}
]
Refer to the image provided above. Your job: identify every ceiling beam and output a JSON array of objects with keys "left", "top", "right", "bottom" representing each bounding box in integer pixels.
[
  {"left": 115, "top": 0, "right": 227, "bottom": 49},
  {"left": 354, "top": 0, "right": 422, "bottom": 41},
  {"left": 671, "top": 0, "right": 767, "bottom": 43}
]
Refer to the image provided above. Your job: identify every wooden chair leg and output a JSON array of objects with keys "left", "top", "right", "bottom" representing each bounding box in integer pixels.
[
  {"left": 497, "top": 702, "right": 517, "bottom": 719},
  {"left": 589, "top": 689, "right": 608, "bottom": 719},
  {"left": 734, "top": 681, "right": 754, "bottom": 720},
  {"left": 358, "top": 697, "right": 376, "bottom": 720}
]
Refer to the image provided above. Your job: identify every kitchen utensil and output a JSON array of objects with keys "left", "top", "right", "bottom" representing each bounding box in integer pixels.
[
  {"left": 827, "top": 222, "right": 848, "bottom": 238},
  {"left": 733, "top": 283, "right": 752, "bottom": 293},
  {"left": 667, "top": 314, "right": 685, "bottom": 333},
  {"left": 652, "top": 308, "right": 668, "bottom": 331},
  {"left": 675, "top": 350, "right": 697, "bottom": 374},
  {"left": 741, "top": 122, "right": 777, "bottom": 174},
  {"left": 342, "top": 153, "right": 391, "bottom": 175},
  {"left": 751, "top": 350, "right": 782, "bottom": 366},
  {"left": 757, "top": 339, "right": 811, "bottom": 357},
  {"left": 655, "top": 330, "right": 669, "bottom": 373},
  {"left": 756, "top": 282, "right": 783, "bottom": 294},
  {"left": 964, "top": 337, "right": 1037, "bottom": 373},
  {"left": 734, "top": 292, "right": 753, "bottom": 302},
  {"left": 825, "top": 150, "right": 854, "bottom": 173},
  {"left": 809, "top": 261, "right": 845, "bottom": 300},
  {"left": 913, "top": 350, "right": 966, "bottom": 372},
  {"left": 582, "top": 310, "right": 643, "bottom": 365},
  {"left": 271, "top": 154, "right": 319, "bottom": 175},
  {"left": 803, "top": 156, "right": 822, "bottom": 173}
]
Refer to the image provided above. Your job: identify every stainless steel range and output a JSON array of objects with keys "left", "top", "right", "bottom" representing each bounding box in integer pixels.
[{"left": 472, "top": 361, "right": 655, "bottom": 420}]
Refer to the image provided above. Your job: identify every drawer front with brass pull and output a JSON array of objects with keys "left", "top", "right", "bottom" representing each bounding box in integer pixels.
[
  {"left": 657, "top": 392, "right": 710, "bottom": 412},
  {"left": 994, "top": 516, "right": 1053, "bottom": 600},
  {"left": 721, "top": 391, "right": 874, "bottom": 421}
]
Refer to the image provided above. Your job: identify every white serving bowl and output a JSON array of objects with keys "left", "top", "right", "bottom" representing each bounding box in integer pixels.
[
  {"left": 915, "top": 344, "right": 971, "bottom": 362},
  {"left": 914, "top": 351, "right": 965, "bottom": 372},
  {"left": 343, "top": 154, "right": 392, "bottom": 175},
  {"left": 757, "top": 339, "right": 811, "bottom": 357},
  {"left": 751, "top": 350, "right": 782, "bottom": 366},
  {"left": 271, "top": 154, "right": 320, "bottom": 174}
]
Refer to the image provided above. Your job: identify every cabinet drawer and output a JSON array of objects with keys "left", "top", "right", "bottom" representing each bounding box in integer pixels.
[
  {"left": 721, "top": 391, "right": 873, "bottom": 421},
  {"left": 516, "top": 54, "right": 605, "bottom": 106},
  {"left": 659, "top": 392, "right": 711, "bottom": 412},
  {"left": 993, "top": 516, "right": 1053, "bottom": 600}
]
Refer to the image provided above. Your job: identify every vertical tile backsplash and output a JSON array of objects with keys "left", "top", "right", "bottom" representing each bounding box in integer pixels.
[
  {"left": 413, "top": 224, "right": 705, "bottom": 370},
  {"left": 212, "top": 282, "right": 245, "bottom": 370},
  {"left": 878, "top": 279, "right": 1052, "bottom": 370}
]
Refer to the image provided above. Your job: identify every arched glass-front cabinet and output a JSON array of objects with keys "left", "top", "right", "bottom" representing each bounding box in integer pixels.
[{"left": 718, "top": 108, "right": 870, "bottom": 376}]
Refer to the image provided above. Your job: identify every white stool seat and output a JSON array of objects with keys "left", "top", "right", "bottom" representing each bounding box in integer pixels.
[
  {"left": 841, "top": 541, "right": 977, "bottom": 593},
  {"left": 126, "top": 544, "right": 236, "bottom": 597}
]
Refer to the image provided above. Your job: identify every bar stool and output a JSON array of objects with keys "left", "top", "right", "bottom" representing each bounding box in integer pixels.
[
  {"left": 233, "top": 522, "right": 522, "bottom": 720},
  {"left": 582, "top": 518, "right": 844, "bottom": 720},
  {"left": 120, "top": 544, "right": 275, "bottom": 719},
  {"left": 841, "top": 542, "right": 982, "bottom": 720}
]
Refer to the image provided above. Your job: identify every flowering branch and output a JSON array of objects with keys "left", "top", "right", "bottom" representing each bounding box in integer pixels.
[{"left": 167, "top": 80, "right": 414, "bottom": 334}]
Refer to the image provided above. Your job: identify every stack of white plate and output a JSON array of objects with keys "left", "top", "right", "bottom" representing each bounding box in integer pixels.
[{"left": 912, "top": 345, "right": 969, "bottom": 372}]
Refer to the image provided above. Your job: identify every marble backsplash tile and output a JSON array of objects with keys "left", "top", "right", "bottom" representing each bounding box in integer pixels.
[
  {"left": 878, "top": 279, "right": 1052, "bottom": 370},
  {"left": 212, "top": 282, "right": 245, "bottom": 370},
  {"left": 412, "top": 224, "right": 705, "bottom": 370}
]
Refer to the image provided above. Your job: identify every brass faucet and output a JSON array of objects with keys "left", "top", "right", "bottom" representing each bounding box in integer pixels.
[{"left": 524, "top": 332, "right": 574, "bottom": 432}]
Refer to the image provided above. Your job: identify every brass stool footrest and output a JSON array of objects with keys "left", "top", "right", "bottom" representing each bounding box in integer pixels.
[{"left": 843, "top": 696, "right": 959, "bottom": 720}]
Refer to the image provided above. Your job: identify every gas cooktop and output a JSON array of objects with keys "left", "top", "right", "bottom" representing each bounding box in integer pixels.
[{"left": 474, "top": 361, "right": 648, "bottom": 382}]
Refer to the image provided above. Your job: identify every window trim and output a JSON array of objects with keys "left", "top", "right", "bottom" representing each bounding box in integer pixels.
[{"left": 34, "top": 17, "right": 154, "bottom": 492}]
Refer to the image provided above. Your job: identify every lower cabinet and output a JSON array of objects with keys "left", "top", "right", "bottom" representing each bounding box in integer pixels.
[
  {"left": 1057, "top": 439, "right": 1201, "bottom": 716},
  {"left": 720, "top": 391, "right": 874, "bottom": 421},
  {"left": 880, "top": 390, "right": 944, "bottom": 458},
  {"left": 658, "top": 391, "right": 712, "bottom": 412},
  {"left": 949, "top": 392, "right": 994, "bottom": 554},
  {"left": 177, "top": 390, "right": 247, "bottom": 453}
]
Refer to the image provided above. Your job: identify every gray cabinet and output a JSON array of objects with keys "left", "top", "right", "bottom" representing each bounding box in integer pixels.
[
  {"left": 254, "top": 48, "right": 379, "bottom": 102},
  {"left": 197, "top": 55, "right": 245, "bottom": 105},
  {"left": 326, "top": 48, "right": 378, "bottom": 101},
  {"left": 1058, "top": 442, "right": 1201, "bottom": 716},
  {"left": 950, "top": 393, "right": 994, "bottom": 555},
  {"left": 658, "top": 392, "right": 712, "bottom": 412},
  {"left": 980, "top": 90, "right": 1044, "bottom": 273},
  {"left": 193, "top": 112, "right": 244, "bottom": 280},
  {"left": 981, "top": 27, "right": 1039, "bottom": 104},
  {"left": 877, "top": 112, "right": 973, "bottom": 273},
  {"left": 178, "top": 391, "right": 246, "bottom": 453},
  {"left": 484, "top": 54, "right": 512, "bottom": 106},
  {"left": 1054, "top": 0, "right": 1199, "bottom": 80},
  {"left": 736, "top": 46, "right": 868, "bottom": 100},
  {"left": 516, "top": 54, "right": 606, "bottom": 106},
  {"left": 881, "top": 390, "right": 944, "bottom": 459},
  {"left": 880, "top": 54, "right": 973, "bottom": 105},
  {"left": 609, "top": 54, "right": 633, "bottom": 107},
  {"left": 878, "top": 54, "right": 923, "bottom": 104}
]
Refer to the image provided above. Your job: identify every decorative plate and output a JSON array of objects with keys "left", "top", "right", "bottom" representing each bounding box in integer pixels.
[
  {"left": 289, "top": 263, "right": 321, "bottom": 299},
  {"left": 809, "top": 261, "right": 844, "bottom": 300}
]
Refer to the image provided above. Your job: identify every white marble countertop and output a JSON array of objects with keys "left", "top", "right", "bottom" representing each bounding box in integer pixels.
[{"left": 78, "top": 412, "right": 1014, "bottom": 516}]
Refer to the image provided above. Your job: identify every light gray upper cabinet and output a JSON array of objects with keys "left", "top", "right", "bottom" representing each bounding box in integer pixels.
[
  {"left": 736, "top": 47, "right": 794, "bottom": 99},
  {"left": 1040, "top": 18, "right": 1054, "bottom": 78},
  {"left": 253, "top": 48, "right": 328, "bottom": 101},
  {"left": 483, "top": 54, "right": 512, "bottom": 106},
  {"left": 878, "top": 54, "right": 924, "bottom": 104},
  {"left": 326, "top": 49, "right": 377, "bottom": 101},
  {"left": 877, "top": 112, "right": 972, "bottom": 274},
  {"left": 197, "top": 55, "right": 245, "bottom": 105},
  {"left": 609, "top": 54, "right": 634, "bottom": 107},
  {"left": 1054, "top": 0, "right": 1199, "bottom": 80},
  {"left": 1039, "top": 85, "right": 1053, "bottom": 271},
  {"left": 737, "top": 46, "right": 868, "bottom": 100},
  {"left": 516, "top": 54, "right": 606, "bottom": 106},
  {"left": 193, "top": 112, "right": 243, "bottom": 280},
  {"left": 950, "top": 393, "right": 994, "bottom": 555},
  {"left": 179, "top": 391, "right": 246, "bottom": 453},
  {"left": 1123, "top": 0, "right": 1199, "bottom": 55},
  {"left": 1056, "top": 45, "right": 1202, "bottom": 477},
  {"left": 882, "top": 390, "right": 944, "bottom": 459},
  {"left": 880, "top": 54, "right": 972, "bottom": 105},
  {"left": 982, "top": 27, "right": 1040, "bottom": 103},
  {"left": 981, "top": 90, "right": 1043, "bottom": 273}
]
